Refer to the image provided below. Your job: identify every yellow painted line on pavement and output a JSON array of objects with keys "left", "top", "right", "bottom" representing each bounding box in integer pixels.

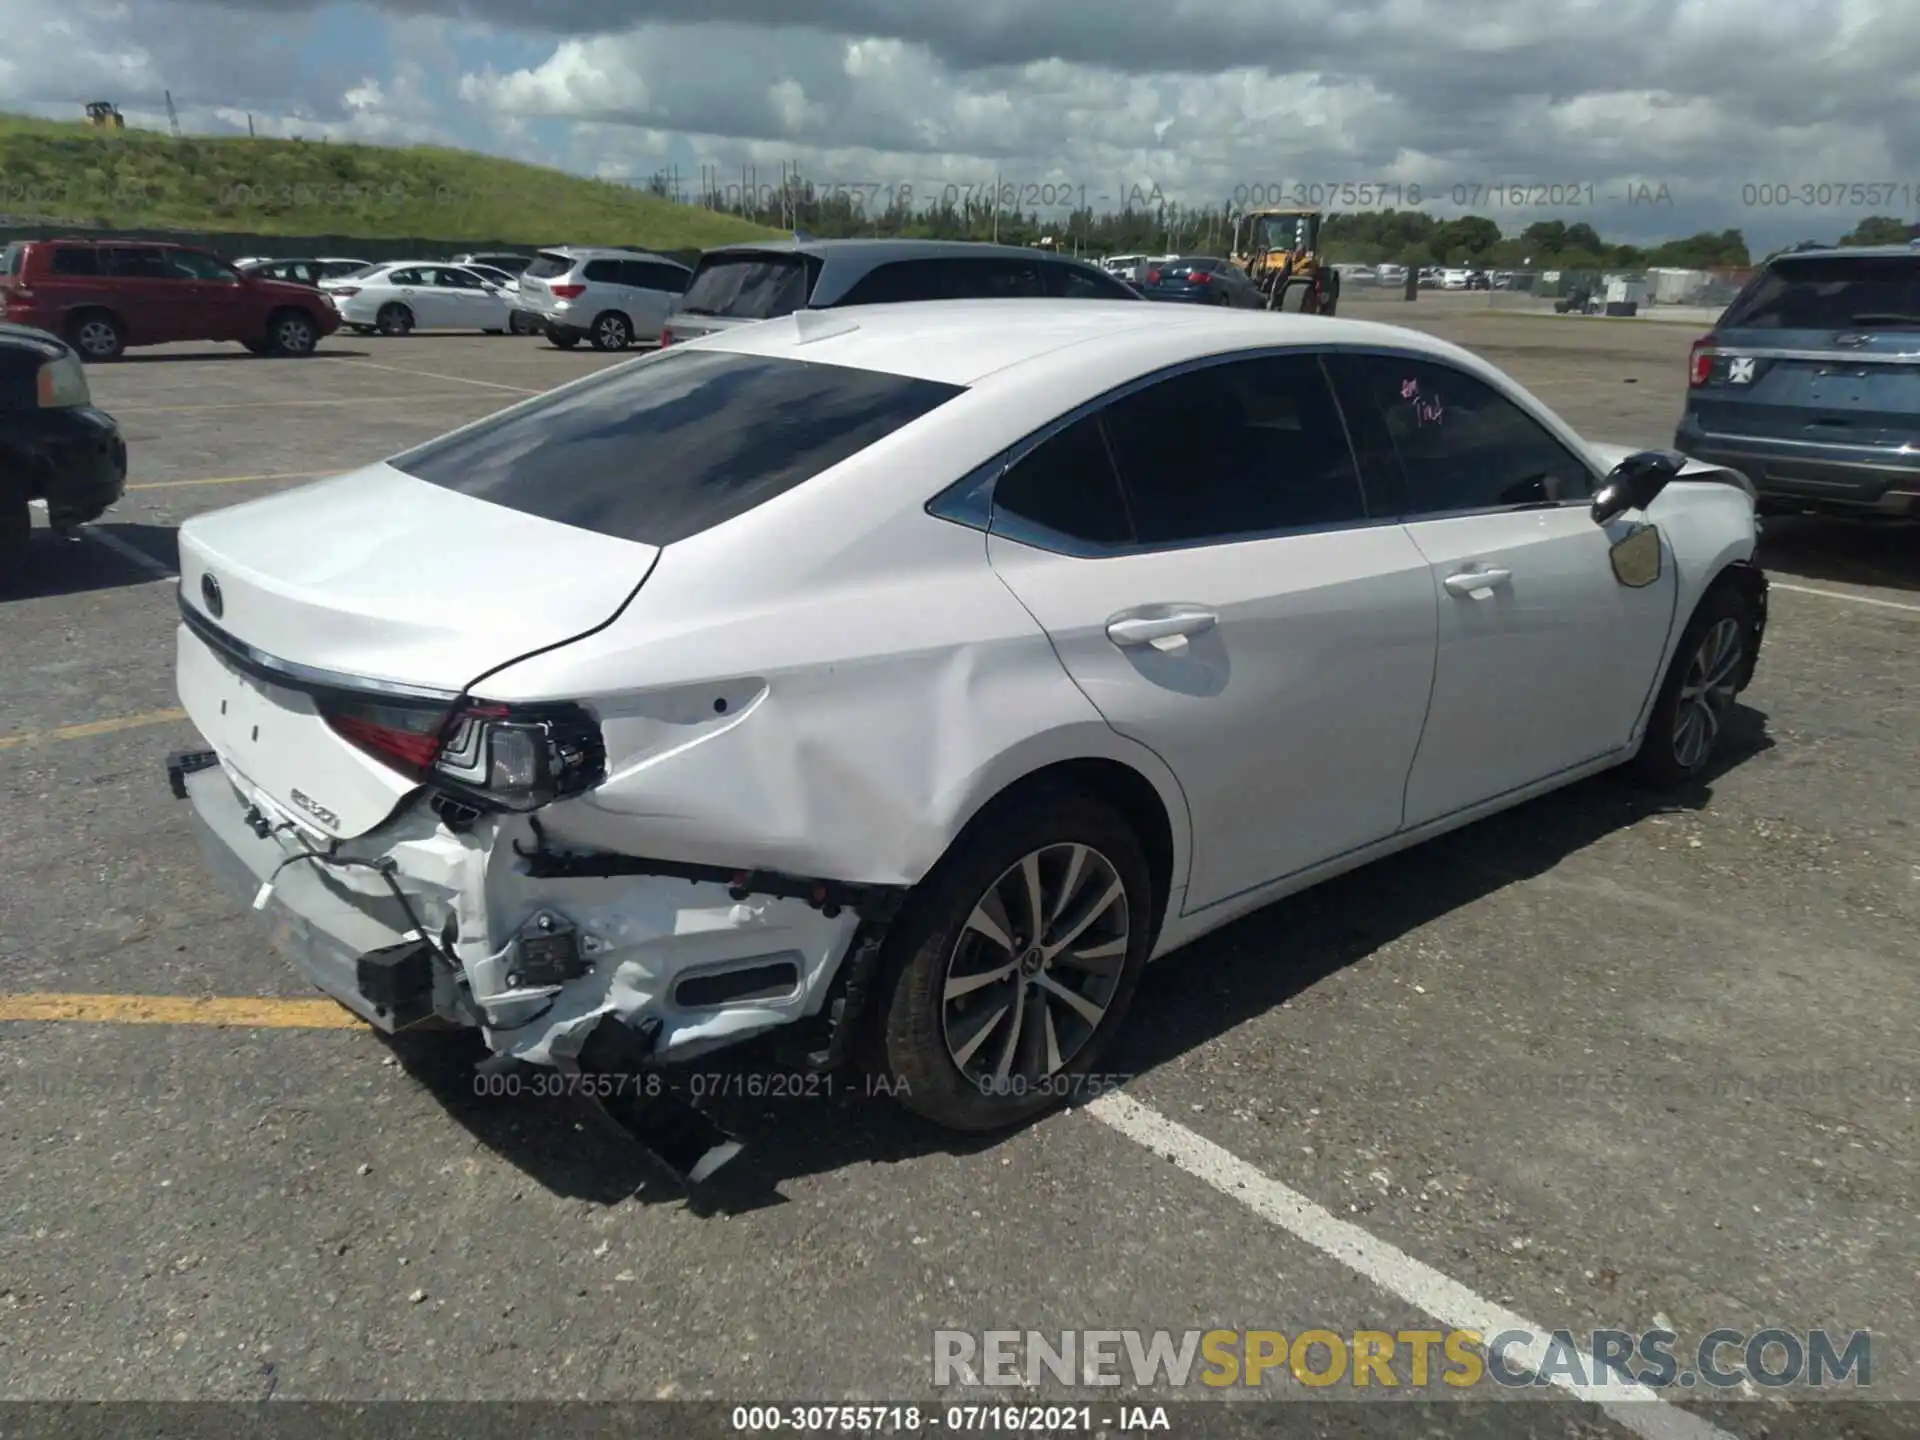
[
  {"left": 128, "top": 470, "right": 328, "bottom": 491},
  {"left": 0, "top": 707, "right": 187, "bottom": 751},
  {"left": 0, "top": 993, "right": 362, "bottom": 1028},
  {"left": 118, "top": 393, "right": 503, "bottom": 414}
]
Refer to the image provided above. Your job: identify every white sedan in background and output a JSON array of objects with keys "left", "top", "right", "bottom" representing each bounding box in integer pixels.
[
  {"left": 321, "top": 262, "right": 512, "bottom": 336},
  {"left": 166, "top": 301, "right": 1767, "bottom": 1170}
]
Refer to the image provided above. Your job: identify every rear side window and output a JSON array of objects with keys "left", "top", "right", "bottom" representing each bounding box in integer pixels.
[
  {"left": 680, "top": 254, "right": 815, "bottom": 319},
  {"left": 1048, "top": 262, "right": 1138, "bottom": 299},
  {"left": 583, "top": 258, "right": 624, "bottom": 284},
  {"left": 390, "top": 349, "right": 965, "bottom": 546},
  {"left": 106, "top": 248, "right": 170, "bottom": 279},
  {"left": 628, "top": 261, "right": 688, "bottom": 292},
  {"left": 1718, "top": 256, "right": 1920, "bottom": 330},
  {"left": 992, "top": 413, "right": 1133, "bottom": 546},
  {"left": 387, "top": 268, "right": 422, "bottom": 285},
  {"left": 523, "top": 251, "right": 577, "bottom": 280},
  {"left": 1101, "top": 355, "right": 1369, "bottom": 543},
  {"left": 49, "top": 247, "right": 100, "bottom": 276}
]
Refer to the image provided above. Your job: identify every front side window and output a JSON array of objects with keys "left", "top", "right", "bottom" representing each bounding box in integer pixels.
[
  {"left": 1347, "top": 355, "right": 1594, "bottom": 515},
  {"left": 390, "top": 349, "right": 965, "bottom": 547}
]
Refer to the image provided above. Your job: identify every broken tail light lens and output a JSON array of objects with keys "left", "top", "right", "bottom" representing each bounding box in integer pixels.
[
  {"left": 549, "top": 283, "right": 586, "bottom": 299},
  {"left": 1689, "top": 337, "right": 1714, "bottom": 386},
  {"left": 321, "top": 696, "right": 605, "bottom": 812}
]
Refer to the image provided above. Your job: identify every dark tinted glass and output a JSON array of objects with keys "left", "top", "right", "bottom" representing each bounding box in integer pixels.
[
  {"left": 1101, "top": 355, "right": 1367, "bottom": 543},
  {"left": 107, "top": 248, "right": 170, "bottom": 279},
  {"left": 2, "top": 244, "right": 25, "bottom": 277},
  {"left": 638, "top": 262, "right": 690, "bottom": 292},
  {"left": 49, "top": 247, "right": 100, "bottom": 276},
  {"left": 391, "top": 349, "right": 964, "bottom": 547},
  {"left": 1719, "top": 255, "right": 1920, "bottom": 330},
  {"left": 583, "top": 259, "right": 623, "bottom": 283},
  {"left": 680, "top": 254, "right": 814, "bottom": 319},
  {"left": 438, "top": 267, "right": 481, "bottom": 288},
  {"left": 524, "top": 251, "right": 576, "bottom": 280},
  {"left": 1354, "top": 356, "right": 1593, "bottom": 514},
  {"left": 837, "top": 259, "right": 945, "bottom": 306},
  {"left": 1049, "top": 263, "right": 1138, "bottom": 299},
  {"left": 992, "top": 413, "right": 1133, "bottom": 546}
]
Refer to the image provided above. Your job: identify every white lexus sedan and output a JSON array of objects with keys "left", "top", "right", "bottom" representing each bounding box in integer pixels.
[
  {"left": 322, "top": 262, "right": 512, "bottom": 335},
  {"left": 166, "top": 301, "right": 1767, "bottom": 1141}
]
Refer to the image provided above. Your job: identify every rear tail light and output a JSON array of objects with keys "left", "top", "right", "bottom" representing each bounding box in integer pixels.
[
  {"left": 659, "top": 327, "right": 672, "bottom": 346},
  {"left": 320, "top": 696, "right": 605, "bottom": 812},
  {"left": 1145, "top": 269, "right": 1161, "bottom": 284},
  {"left": 549, "top": 283, "right": 586, "bottom": 299},
  {"left": 1188, "top": 270, "right": 1212, "bottom": 283},
  {"left": 331, "top": 286, "right": 359, "bottom": 298},
  {"left": 1689, "top": 336, "right": 1714, "bottom": 386}
]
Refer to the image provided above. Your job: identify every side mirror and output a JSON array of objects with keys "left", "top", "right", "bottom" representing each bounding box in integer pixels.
[{"left": 1591, "top": 449, "right": 1685, "bottom": 526}]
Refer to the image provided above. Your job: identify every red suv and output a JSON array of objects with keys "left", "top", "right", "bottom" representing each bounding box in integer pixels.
[{"left": 0, "top": 239, "right": 343, "bottom": 361}]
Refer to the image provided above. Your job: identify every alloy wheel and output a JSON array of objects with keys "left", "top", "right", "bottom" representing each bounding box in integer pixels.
[
  {"left": 274, "top": 315, "right": 315, "bottom": 353},
  {"left": 940, "top": 842, "right": 1130, "bottom": 1090},
  {"left": 596, "top": 314, "right": 629, "bottom": 348},
  {"left": 1672, "top": 616, "right": 1743, "bottom": 769},
  {"left": 76, "top": 319, "right": 118, "bottom": 357}
]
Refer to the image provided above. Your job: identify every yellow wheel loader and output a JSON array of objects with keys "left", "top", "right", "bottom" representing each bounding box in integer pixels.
[{"left": 1230, "top": 207, "right": 1339, "bottom": 315}]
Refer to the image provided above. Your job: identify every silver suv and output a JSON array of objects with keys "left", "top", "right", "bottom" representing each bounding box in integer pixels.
[{"left": 518, "top": 246, "right": 692, "bottom": 350}]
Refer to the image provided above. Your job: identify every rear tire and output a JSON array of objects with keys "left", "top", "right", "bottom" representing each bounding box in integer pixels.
[
  {"left": 590, "top": 311, "right": 632, "bottom": 351},
  {"left": 547, "top": 330, "right": 579, "bottom": 350},
  {"left": 376, "top": 303, "right": 414, "bottom": 336},
  {"left": 1629, "top": 580, "right": 1756, "bottom": 788},
  {"left": 872, "top": 792, "right": 1152, "bottom": 1132},
  {"left": 68, "top": 310, "right": 124, "bottom": 361}
]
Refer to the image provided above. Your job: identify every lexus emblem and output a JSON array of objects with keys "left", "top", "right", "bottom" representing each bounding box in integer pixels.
[{"left": 200, "top": 572, "right": 224, "bottom": 618}]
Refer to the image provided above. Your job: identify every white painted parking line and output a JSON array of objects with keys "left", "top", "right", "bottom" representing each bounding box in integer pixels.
[
  {"left": 1769, "top": 581, "right": 1920, "bottom": 614},
  {"left": 1086, "top": 1092, "right": 1735, "bottom": 1440},
  {"left": 316, "top": 357, "right": 540, "bottom": 394},
  {"left": 82, "top": 526, "right": 175, "bottom": 580}
]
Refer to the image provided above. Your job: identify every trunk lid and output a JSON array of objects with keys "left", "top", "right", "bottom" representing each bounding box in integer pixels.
[
  {"left": 175, "top": 461, "right": 658, "bottom": 838},
  {"left": 177, "top": 462, "right": 657, "bottom": 693}
]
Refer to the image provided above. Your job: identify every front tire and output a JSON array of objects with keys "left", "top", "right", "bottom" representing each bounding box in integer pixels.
[
  {"left": 874, "top": 792, "right": 1152, "bottom": 1132},
  {"left": 1630, "top": 581, "right": 1755, "bottom": 787},
  {"left": 547, "top": 329, "right": 579, "bottom": 350},
  {"left": 266, "top": 308, "right": 318, "bottom": 356},
  {"left": 0, "top": 481, "right": 30, "bottom": 570}
]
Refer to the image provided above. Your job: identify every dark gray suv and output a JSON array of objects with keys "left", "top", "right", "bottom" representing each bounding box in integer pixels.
[
  {"left": 1676, "top": 243, "right": 1920, "bottom": 518},
  {"left": 660, "top": 239, "right": 1141, "bottom": 346}
]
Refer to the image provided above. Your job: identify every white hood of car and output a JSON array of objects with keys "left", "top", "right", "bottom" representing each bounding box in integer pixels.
[{"left": 176, "top": 462, "right": 659, "bottom": 694}]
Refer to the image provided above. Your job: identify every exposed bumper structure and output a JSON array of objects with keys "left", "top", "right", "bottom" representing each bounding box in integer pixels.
[{"left": 169, "top": 750, "right": 869, "bottom": 1070}]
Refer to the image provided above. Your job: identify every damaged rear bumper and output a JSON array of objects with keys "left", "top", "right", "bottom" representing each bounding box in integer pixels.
[{"left": 168, "top": 749, "right": 881, "bottom": 1071}]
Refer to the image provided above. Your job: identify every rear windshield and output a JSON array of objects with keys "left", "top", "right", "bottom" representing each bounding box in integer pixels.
[
  {"left": 389, "top": 348, "right": 964, "bottom": 546},
  {"left": 1720, "top": 255, "right": 1920, "bottom": 330},
  {"left": 680, "top": 253, "right": 814, "bottom": 319},
  {"left": 523, "top": 250, "right": 577, "bottom": 280}
]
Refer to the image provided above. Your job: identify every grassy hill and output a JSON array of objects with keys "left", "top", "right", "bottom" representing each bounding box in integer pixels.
[{"left": 0, "top": 113, "right": 782, "bottom": 248}]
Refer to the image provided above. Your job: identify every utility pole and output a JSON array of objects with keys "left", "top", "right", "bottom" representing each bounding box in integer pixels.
[
  {"left": 164, "top": 89, "right": 182, "bottom": 138},
  {"left": 246, "top": 113, "right": 255, "bottom": 137}
]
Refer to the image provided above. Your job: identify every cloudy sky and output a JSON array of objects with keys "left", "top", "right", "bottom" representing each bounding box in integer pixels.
[{"left": 3, "top": 0, "right": 1917, "bottom": 250}]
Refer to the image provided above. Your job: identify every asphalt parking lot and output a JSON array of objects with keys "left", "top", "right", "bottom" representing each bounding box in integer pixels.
[{"left": 2, "top": 308, "right": 1915, "bottom": 1438}]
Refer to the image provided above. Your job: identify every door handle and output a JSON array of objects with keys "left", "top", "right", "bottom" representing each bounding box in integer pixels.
[
  {"left": 1443, "top": 567, "right": 1512, "bottom": 596},
  {"left": 1106, "top": 609, "right": 1218, "bottom": 648}
]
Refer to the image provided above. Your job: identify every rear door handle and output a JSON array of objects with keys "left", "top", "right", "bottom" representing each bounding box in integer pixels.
[
  {"left": 1443, "top": 567, "right": 1512, "bottom": 596},
  {"left": 1106, "top": 608, "right": 1218, "bottom": 649}
]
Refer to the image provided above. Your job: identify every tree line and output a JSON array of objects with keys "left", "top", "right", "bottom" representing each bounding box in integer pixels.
[{"left": 643, "top": 169, "right": 1913, "bottom": 269}]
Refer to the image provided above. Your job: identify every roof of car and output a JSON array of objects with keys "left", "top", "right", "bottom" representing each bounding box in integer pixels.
[
  {"left": 534, "top": 245, "right": 683, "bottom": 263},
  {"left": 692, "top": 297, "right": 1466, "bottom": 388},
  {"left": 1766, "top": 243, "right": 1920, "bottom": 263},
  {"left": 701, "top": 238, "right": 1106, "bottom": 266}
]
